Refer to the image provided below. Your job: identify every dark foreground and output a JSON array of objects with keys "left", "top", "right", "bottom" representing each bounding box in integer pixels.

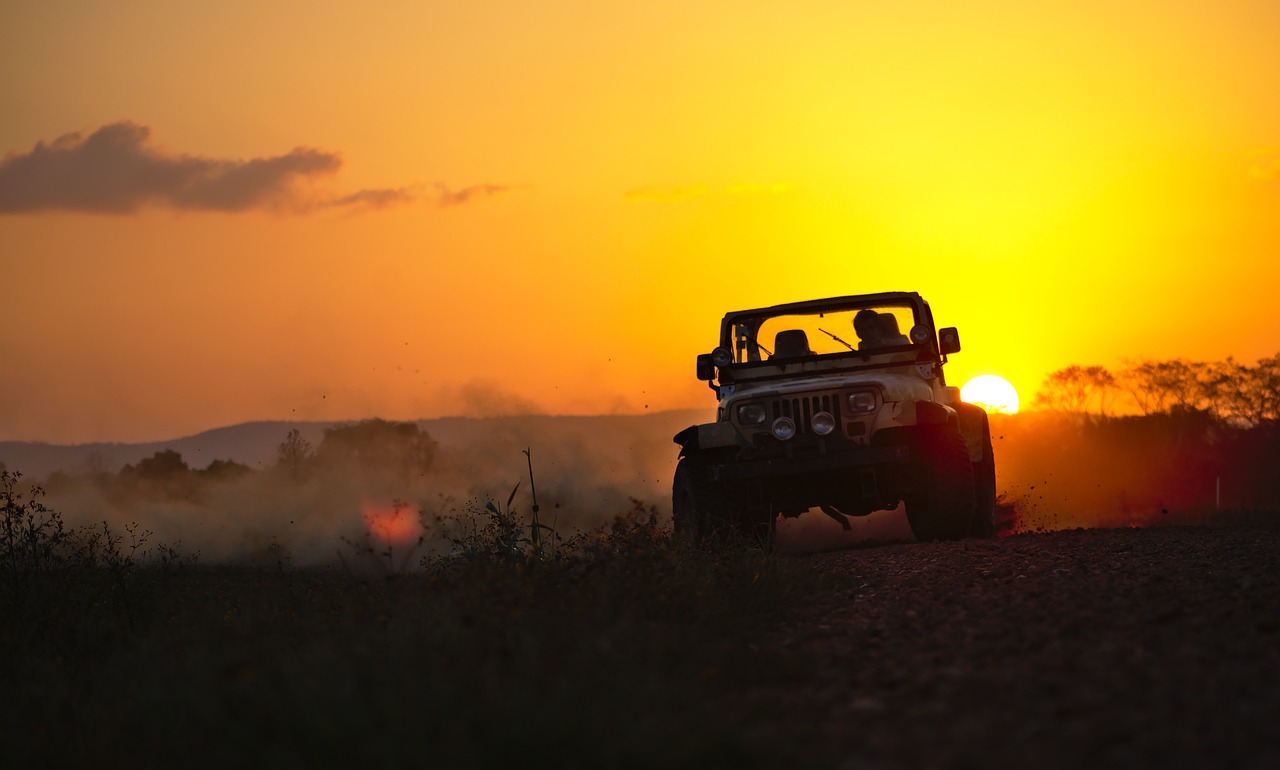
[
  {"left": 773, "top": 525, "right": 1280, "bottom": 769},
  {"left": 3, "top": 524, "right": 1278, "bottom": 769}
]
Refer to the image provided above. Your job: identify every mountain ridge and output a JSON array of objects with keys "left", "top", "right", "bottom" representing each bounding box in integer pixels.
[{"left": 0, "top": 410, "right": 711, "bottom": 480}]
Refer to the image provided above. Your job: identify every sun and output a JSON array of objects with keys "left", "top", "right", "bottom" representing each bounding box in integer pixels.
[{"left": 961, "top": 375, "right": 1020, "bottom": 414}]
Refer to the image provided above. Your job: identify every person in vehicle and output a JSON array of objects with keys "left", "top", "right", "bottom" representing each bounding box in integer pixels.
[
  {"left": 879, "top": 313, "right": 911, "bottom": 346},
  {"left": 853, "top": 309, "right": 884, "bottom": 350}
]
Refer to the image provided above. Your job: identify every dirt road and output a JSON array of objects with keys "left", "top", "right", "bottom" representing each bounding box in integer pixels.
[{"left": 763, "top": 526, "right": 1280, "bottom": 769}]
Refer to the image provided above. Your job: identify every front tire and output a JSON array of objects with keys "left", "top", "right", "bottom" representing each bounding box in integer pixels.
[
  {"left": 969, "top": 421, "right": 998, "bottom": 538},
  {"left": 673, "top": 458, "right": 721, "bottom": 545},
  {"left": 673, "top": 458, "right": 773, "bottom": 548},
  {"left": 904, "top": 427, "right": 975, "bottom": 541}
]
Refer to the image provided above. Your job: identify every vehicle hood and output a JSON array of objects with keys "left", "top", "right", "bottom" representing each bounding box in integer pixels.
[{"left": 721, "top": 369, "right": 935, "bottom": 407}]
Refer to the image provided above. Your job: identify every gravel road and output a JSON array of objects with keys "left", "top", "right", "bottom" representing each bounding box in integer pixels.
[{"left": 764, "top": 525, "right": 1280, "bottom": 769}]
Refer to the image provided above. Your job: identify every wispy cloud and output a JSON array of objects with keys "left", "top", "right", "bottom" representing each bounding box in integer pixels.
[
  {"left": 435, "top": 183, "right": 511, "bottom": 207},
  {"left": 325, "top": 186, "right": 423, "bottom": 211},
  {"left": 0, "top": 122, "right": 514, "bottom": 215}
]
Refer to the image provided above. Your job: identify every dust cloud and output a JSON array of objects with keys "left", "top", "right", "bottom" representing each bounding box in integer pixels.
[
  {"left": 34, "top": 411, "right": 707, "bottom": 566},
  {"left": 26, "top": 407, "right": 1273, "bottom": 566}
]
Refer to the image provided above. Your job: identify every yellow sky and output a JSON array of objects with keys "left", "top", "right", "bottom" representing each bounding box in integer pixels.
[{"left": 2, "top": 0, "right": 1278, "bottom": 443}]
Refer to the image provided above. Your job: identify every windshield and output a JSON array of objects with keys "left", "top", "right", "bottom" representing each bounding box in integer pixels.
[{"left": 729, "top": 302, "right": 921, "bottom": 364}]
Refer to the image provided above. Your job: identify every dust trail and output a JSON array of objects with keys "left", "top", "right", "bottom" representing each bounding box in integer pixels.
[
  {"left": 27, "top": 408, "right": 1263, "bottom": 565},
  {"left": 33, "top": 412, "right": 706, "bottom": 565}
]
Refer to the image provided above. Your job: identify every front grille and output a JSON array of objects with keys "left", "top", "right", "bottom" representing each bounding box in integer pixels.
[{"left": 770, "top": 393, "right": 841, "bottom": 435}]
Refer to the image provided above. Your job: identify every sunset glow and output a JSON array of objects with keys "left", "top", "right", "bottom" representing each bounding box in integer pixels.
[
  {"left": 3, "top": 1, "right": 1279, "bottom": 442},
  {"left": 361, "top": 501, "right": 422, "bottom": 548},
  {"left": 961, "top": 375, "right": 1021, "bottom": 415}
]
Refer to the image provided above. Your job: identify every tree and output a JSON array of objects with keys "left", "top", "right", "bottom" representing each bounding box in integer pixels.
[
  {"left": 117, "top": 450, "right": 196, "bottom": 500},
  {"left": 125, "top": 450, "right": 190, "bottom": 481},
  {"left": 276, "top": 429, "right": 314, "bottom": 482},
  {"left": 314, "top": 419, "right": 437, "bottom": 479},
  {"left": 1118, "top": 359, "right": 1207, "bottom": 415},
  {"left": 201, "top": 459, "right": 253, "bottom": 482},
  {"left": 1252, "top": 354, "right": 1280, "bottom": 424},
  {"left": 1034, "top": 365, "right": 1115, "bottom": 416}
]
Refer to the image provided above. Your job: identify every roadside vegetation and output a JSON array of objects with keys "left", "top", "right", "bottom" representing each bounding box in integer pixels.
[
  {"left": 1, "top": 466, "right": 836, "bottom": 768},
  {"left": 995, "top": 354, "right": 1280, "bottom": 531},
  {"left": 4, "top": 356, "right": 1279, "bottom": 765}
]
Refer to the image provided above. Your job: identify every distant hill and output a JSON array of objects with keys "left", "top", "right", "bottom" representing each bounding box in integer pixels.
[{"left": 0, "top": 410, "right": 711, "bottom": 480}]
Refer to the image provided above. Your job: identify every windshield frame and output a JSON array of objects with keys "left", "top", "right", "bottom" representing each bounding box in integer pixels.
[{"left": 721, "top": 293, "right": 933, "bottom": 356}]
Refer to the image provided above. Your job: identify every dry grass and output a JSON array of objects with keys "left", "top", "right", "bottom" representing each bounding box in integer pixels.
[{"left": 1, "top": 478, "right": 835, "bottom": 768}]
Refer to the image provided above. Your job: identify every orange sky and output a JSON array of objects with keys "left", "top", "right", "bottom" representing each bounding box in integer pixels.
[{"left": 3, "top": 0, "right": 1278, "bottom": 443}]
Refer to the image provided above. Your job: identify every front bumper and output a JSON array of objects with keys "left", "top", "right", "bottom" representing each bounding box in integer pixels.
[{"left": 708, "top": 440, "right": 910, "bottom": 482}]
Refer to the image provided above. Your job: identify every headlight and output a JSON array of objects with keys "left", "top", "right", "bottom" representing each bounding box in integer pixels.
[
  {"left": 771, "top": 417, "right": 796, "bottom": 441},
  {"left": 848, "top": 391, "right": 877, "bottom": 413},
  {"left": 736, "top": 403, "right": 768, "bottom": 426},
  {"left": 811, "top": 411, "right": 836, "bottom": 435},
  {"left": 711, "top": 347, "right": 733, "bottom": 367}
]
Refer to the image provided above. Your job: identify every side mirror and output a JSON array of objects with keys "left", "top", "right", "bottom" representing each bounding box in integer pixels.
[
  {"left": 696, "top": 354, "right": 715, "bottom": 381},
  {"left": 938, "top": 327, "right": 961, "bottom": 355}
]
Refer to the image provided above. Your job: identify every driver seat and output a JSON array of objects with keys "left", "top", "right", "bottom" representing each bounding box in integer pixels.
[{"left": 774, "top": 329, "right": 812, "bottom": 358}]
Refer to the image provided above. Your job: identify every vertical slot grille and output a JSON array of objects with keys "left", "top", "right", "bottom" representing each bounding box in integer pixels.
[{"left": 770, "top": 393, "right": 840, "bottom": 435}]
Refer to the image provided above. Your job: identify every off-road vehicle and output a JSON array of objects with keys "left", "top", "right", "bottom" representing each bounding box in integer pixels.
[{"left": 672, "top": 291, "right": 996, "bottom": 544}]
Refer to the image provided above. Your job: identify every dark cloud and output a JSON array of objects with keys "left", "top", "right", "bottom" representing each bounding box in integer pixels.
[
  {"left": 435, "top": 183, "right": 511, "bottom": 207},
  {"left": 0, "top": 122, "right": 515, "bottom": 215},
  {"left": 0, "top": 122, "right": 343, "bottom": 214}
]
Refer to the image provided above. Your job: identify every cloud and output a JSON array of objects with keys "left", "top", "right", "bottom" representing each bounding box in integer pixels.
[
  {"left": 325, "top": 186, "right": 423, "bottom": 211},
  {"left": 434, "top": 183, "right": 511, "bottom": 208},
  {"left": 0, "top": 123, "right": 514, "bottom": 216},
  {"left": 0, "top": 122, "right": 346, "bottom": 214}
]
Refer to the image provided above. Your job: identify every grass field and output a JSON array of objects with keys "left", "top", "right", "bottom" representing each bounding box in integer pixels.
[
  {"left": 7, "top": 467, "right": 1279, "bottom": 768},
  {"left": 1, "top": 484, "right": 836, "bottom": 768}
]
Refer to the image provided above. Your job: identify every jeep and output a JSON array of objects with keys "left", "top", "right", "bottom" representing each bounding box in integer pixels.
[{"left": 672, "top": 291, "right": 996, "bottom": 544}]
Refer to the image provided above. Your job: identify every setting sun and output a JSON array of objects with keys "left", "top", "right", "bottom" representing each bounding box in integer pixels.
[{"left": 961, "top": 375, "right": 1020, "bottom": 415}]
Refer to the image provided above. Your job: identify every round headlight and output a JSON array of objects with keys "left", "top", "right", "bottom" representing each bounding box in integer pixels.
[
  {"left": 736, "top": 403, "right": 768, "bottom": 426},
  {"left": 771, "top": 416, "right": 796, "bottom": 441},
  {"left": 909, "top": 324, "right": 931, "bottom": 343},
  {"left": 711, "top": 347, "right": 733, "bottom": 367},
  {"left": 848, "top": 391, "right": 877, "bottom": 413},
  {"left": 811, "top": 411, "right": 836, "bottom": 435}
]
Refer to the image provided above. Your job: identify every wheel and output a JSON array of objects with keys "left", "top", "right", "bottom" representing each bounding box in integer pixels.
[
  {"left": 903, "top": 427, "right": 976, "bottom": 541},
  {"left": 672, "top": 457, "right": 721, "bottom": 545},
  {"left": 672, "top": 458, "right": 771, "bottom": 548},
  {"left": 969, "top": 422, "right": 998, "bottom": 538}
]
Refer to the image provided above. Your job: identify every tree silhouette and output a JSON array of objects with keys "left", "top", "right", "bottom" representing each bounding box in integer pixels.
[
  {"left": 117, "top": 449, "right": 196, "bottom": 500},
  {"left": 125, "top": 450, "right": 190, "bottom": 481},
  {"left": 276, "top": 429, "right": 314, "bottom": 482},
  {"left": 1117, "top": 359, "right": 1207, "bottom": 415},
  {"left": 200, "top": 458, "right": 253, "bottom": 481},
  {"left": 1034, "top": 353, "right": 1280, "bottom": 425},
  {"left": 314, "top": 419, "right": 437, "bottom": 479},
  {"left": 1034, "top": 365, "right": 1115, "bottom": 416}
]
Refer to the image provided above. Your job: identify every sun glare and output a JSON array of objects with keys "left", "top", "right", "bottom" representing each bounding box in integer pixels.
[
  {"left": 961, "top": 375, "right": 1020, "bottom": 414},
  {"left": 361, "top": 501, "right": 422, "bottom": 547}
]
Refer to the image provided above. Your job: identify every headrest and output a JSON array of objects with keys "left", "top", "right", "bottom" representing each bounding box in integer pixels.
[{"left": 774, "top": 329, "right": 811, "bottom": 358}]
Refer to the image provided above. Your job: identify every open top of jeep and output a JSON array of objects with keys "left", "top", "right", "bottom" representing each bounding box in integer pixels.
[{"left": 673, "top": 291, "right": 996, "bottom": 545}]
